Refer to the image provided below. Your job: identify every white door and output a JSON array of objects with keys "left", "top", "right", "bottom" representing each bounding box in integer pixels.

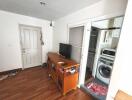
[{"left": 20, "top": 25, "right": 42, "bottom": 69}]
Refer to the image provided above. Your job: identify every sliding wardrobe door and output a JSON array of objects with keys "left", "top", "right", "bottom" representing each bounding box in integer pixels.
[{"left": 69, "top": 26, "right": 84, "bottom": 63}]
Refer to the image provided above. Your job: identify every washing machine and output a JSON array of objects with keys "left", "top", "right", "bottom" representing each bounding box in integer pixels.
[{"left": 96, "top": 56, "right": 114, "bottom": 85}]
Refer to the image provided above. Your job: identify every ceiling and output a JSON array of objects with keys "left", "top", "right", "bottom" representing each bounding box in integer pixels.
[{"left": 0, "top": 0, "right": 101, "bottom": 20}]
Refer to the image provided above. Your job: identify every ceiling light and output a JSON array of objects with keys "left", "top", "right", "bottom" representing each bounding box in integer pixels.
[{"left": 40, "top": 0, "right": 46, "bottom": 6}]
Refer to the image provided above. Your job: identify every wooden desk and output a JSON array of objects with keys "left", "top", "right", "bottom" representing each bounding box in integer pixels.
[{"left": 47, "top": 52, "right": 79, "bottom": 95}]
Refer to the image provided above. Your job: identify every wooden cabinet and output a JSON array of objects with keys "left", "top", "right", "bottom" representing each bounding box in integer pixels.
[{"left": 47, "top": 52, "right": 79, "bottom": 95}]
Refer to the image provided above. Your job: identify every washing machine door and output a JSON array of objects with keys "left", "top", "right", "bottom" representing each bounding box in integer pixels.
[{"left": 98, "top": 64, "right": 112, "bottom": 78}]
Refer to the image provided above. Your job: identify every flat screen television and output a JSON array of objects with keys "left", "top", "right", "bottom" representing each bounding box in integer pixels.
[{"left": 59, "top": 43, "right": 72, "bottom": 59}]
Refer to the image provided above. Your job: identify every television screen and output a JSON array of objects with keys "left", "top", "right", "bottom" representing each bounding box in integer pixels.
[{"left": 59, "top": 43, "right": 71, "bottom": 59}]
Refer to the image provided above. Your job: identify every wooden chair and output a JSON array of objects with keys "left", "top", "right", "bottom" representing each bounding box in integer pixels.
[{"left": 114, "top": 90, "right": 132, "bottom": 100}]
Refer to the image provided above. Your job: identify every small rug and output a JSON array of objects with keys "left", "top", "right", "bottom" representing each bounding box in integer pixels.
[{"left": 86, "top": 82, "right": 108, "bottom": 96}]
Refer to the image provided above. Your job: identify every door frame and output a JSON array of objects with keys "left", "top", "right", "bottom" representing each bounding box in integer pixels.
[
  {"left": 67, "top": 12, "right": 124, "bottom": 87},
  {"left": 19, "top": 24, "right": 43, "bottom": 69},
  {"left": 67, "top": 21, "right": 92, "bottom": 87}
]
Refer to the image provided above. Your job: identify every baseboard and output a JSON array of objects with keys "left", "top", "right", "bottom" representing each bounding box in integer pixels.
[
  {"left": 0, "top": 64, "right": 47, "bottom": 75},
  {"left": 0, "top": 68, "right": 22, "bottom": 75}
]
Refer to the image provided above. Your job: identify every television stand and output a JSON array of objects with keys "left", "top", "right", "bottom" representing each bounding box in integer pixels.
[{"left": 47, "top": 52, "right": 80, "bottom": 95}]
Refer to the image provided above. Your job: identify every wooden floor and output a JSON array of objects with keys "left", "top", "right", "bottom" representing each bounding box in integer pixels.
[{"left": 0, "top": 67, "right": 95, "bottom": 100}]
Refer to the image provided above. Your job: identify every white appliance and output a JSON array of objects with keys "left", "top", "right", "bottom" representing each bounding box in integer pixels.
[
  {"left": 96, "top": 57, "right": 113, "bottom": 84},
  {"left": 96, "top": 48, "right": 116, "bottom": 84},
  {"left": 102, "top": 48, "right": 116, "bottom": 58}
]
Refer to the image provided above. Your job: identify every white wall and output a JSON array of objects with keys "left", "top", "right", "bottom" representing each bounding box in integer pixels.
[
  {"left": 0, "top": 10, "right": 53, "bottom": 72},
  {"left": 53, "top": 0, "right": 128, "bottom": 52},
  {"left": 107, "top": 0, "right": 132, "bottom": 99},
  {"left": 53, "top": 0, "right": 129, "bottom": 98}
]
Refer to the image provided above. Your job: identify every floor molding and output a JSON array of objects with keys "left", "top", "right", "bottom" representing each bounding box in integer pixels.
[{"left": 0, "top": 68, "right": 22, "bottom": 75}]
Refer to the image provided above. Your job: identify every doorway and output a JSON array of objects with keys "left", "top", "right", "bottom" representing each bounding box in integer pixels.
[
  {"left": 82, "top": 16, "right": 124, "bottom": 100},
  {"left": 68, "top": 22, "right": 92, "bottom": 86},
  {"left": 69, "top": 26, "right": 84, "bottom": 63},
  {"left": 20, "top": 25, "right": 42, "bottom": 69},
  {"left": 85, "top": 27, "right": 99, "bottom": 82}
]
